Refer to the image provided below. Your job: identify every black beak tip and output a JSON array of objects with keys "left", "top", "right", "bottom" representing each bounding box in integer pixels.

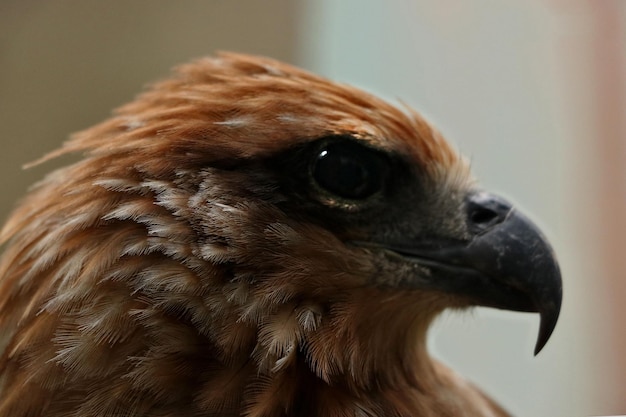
[
  {"left": 533, "top": 272, "right": 563, "bottom": 355},
  {"left": 532, "top": 241, "right": 563, "bottom": 355},
  {"left": 534, "top": 313, "right": 557, "bottom": 355},
  {"left": 533, "top": 298, "right": 562, "bottom": 355}
]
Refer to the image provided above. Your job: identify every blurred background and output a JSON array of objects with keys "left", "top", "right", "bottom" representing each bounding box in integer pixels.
[{"left": 0, "top": 1, "right": 624, "bottom": 416}]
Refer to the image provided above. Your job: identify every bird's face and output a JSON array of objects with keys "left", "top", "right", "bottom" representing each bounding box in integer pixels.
[
  {"left": 161, "top": 98, "right": 562, "bottom": 388},
  {"left": 0, "top": 53, "right": 562, "bottom": 408},
  {"left": 201, "top": 129, "right": 561, "bottom": 355},
  {"left": 295, "top": 137, "right": 561, "bottom": 347}
]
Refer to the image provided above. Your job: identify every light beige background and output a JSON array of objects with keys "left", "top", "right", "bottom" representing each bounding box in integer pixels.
[
  {"left": 1, "top": 2, "right": 624, "bottom": 416},
  {"left": 0, "top": 1, "right": 297, "bottom": 220}
]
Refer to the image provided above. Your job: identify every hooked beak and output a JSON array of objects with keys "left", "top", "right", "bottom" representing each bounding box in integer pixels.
[{"left": 385, "top": 191, "right": 563, "bottom": 355}]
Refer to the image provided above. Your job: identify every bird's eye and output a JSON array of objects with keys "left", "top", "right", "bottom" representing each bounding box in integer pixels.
[{"left": 311, "top": 140, "right": 388, "bottom": 200}]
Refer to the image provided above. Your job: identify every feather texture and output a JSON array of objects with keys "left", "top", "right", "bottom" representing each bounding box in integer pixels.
[{"left": 0, "top": 53, "right": 514, "bottom": 416}]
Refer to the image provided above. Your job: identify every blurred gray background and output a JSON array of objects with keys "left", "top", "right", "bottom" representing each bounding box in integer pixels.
[{"left": 1, "top": 1, "right": 625, "bottom": 416}]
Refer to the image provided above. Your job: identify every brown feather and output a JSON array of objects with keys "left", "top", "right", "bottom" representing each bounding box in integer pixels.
[{"left": 0, "top": 53, "right": 508, "bottom": 416}]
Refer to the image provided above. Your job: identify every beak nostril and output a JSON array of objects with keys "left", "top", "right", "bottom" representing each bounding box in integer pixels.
[
  {"left": 465, "top": 191, "right": 513, "bottom": 233},
  {"left": 470, "top": 207, "right": 499, "bottom": 225}
]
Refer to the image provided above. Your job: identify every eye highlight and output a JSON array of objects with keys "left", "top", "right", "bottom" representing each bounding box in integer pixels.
[{"left": 311, "top": 139, "right": 389, "bottom": 200}]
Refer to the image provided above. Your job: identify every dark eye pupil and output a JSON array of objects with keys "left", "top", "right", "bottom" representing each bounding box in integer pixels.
[{"left": 312, "top": 141, "right": 386, "bottom": 200}]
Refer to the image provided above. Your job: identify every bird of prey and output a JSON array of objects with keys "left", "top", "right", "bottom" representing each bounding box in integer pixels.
[{"left": 0, "top": 53, "right": 562, "bottom": 417}]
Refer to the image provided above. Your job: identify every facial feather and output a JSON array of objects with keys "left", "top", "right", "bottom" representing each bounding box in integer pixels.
[{"left": 0, "top": 52, "right": 560, "bottom": 417}]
